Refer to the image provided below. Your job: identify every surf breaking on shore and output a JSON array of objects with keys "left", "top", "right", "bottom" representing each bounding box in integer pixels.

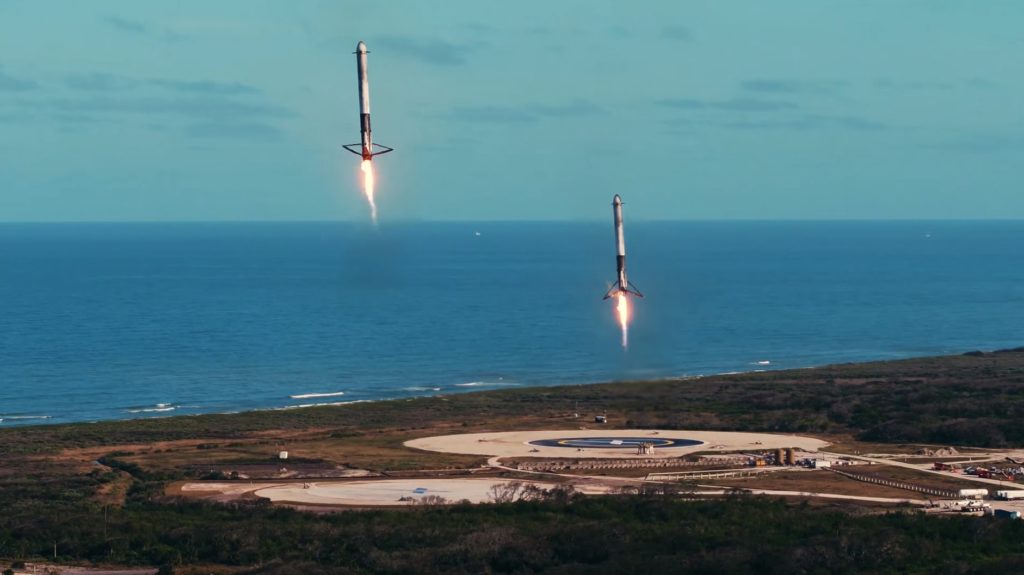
[{"left": 289, "top": 391, "right": 346, "bottom": 400}]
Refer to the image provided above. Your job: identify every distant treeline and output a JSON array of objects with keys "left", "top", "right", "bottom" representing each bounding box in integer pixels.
[{"left": 4, "top": 467, "right": 1024, "bottom": 574}]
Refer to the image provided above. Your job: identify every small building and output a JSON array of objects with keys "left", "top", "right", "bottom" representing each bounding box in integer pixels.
[
  {"left": 594, "top": 415, "right": 607, "bottom": 424},
  {"left": 279, "top": 451, "right": 289, "bottom": 460},
  {"left": 636, "top": 442, "right": 655, "bottom": 455},
  {"left": 812, "top": 459, "right": 832, "bottom": 469}
]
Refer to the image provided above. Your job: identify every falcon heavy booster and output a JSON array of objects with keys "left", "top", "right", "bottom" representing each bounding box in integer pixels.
[
  {"left": 343, "top": 41, "right": 393, "bottom": 161},
  {"left": 604, "top": 194, "right": 643, "bottom": 300}
]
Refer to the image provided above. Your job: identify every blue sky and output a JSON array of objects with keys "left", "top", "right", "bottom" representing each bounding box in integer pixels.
[{"left": 0, "top": 1, "right": 1022, "bottom": 221}]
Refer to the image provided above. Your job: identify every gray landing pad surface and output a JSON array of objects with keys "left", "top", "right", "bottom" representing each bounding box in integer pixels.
[{"left": 528, "top": 437, "right": 703, "bottom": 449}]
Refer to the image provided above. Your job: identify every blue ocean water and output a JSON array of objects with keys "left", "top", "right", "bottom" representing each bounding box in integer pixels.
[{"left": 1, "top": 221, "right": 1022, "bottom": 426}]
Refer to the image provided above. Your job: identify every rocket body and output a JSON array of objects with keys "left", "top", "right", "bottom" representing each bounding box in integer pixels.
[
  {"left": 605, "top": 194, "right": 643, "bottom": 299},
  {"left": 614, "top": 195, "right": 627, "bottom": 288},
  {"left": 345, "top": 41, "right": 392, "bottom": 160},
  {"left": 356, "top": 41, "right": 373, "bottom": 160}
]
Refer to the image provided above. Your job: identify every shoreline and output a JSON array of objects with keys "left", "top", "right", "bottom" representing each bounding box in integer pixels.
[{"left": 1, "top": 345, "right": 1020, "bottom": 430}]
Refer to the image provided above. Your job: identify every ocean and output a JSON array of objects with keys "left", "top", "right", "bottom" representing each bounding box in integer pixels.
[{"left": 1, "top": 221, "right": 1022, "bottom": 426}]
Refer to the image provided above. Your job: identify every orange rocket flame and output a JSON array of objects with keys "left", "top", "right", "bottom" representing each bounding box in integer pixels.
[
  {"left": 360, "top": 159, "right": 377, "bottom": 225},
  {"left": 616, "top": 292, "right": 630, "bottom": 348}
]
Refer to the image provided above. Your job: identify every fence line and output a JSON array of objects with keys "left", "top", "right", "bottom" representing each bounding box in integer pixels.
[
  {"left": 827, "top": 467, "right": 959, "bottom": 498},
  {"left": 645, "top": 468, "right": 777, "bottom": 481},
  {"left": 515, "top": 457, "right": 748, "bottom": 473}
]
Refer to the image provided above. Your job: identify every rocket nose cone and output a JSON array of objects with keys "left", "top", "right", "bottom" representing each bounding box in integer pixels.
[
  {"left": 356, "top": 41, "right": 367, "bottom": 52},
  {"left": 613, "top": 194, "right": 622, "bottom": 204}
]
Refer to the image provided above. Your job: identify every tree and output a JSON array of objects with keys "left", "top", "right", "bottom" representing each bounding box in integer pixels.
[
  {"left": 488, "top": 481, "right": 524, "bottom": 503},
  {"left": 416, "top": 495, "right": 448, "bottom": 506}
]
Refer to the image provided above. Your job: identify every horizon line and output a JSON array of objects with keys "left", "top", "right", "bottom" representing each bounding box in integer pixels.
[{"left": 2, "top": 218, "right": 1024, "bottom": 225}]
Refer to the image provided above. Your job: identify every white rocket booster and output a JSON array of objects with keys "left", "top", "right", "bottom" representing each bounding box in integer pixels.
[
  {"left": 604, "top": 194, "right": 643, "bottom": 299},
  {"left": 344, "top": 41, "right": 393, "bottom": 160}
]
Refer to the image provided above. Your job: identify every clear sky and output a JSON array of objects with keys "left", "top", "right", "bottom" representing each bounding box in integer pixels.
[{"left": 1, "top": 1, "right": 1022, "bottom": 221}]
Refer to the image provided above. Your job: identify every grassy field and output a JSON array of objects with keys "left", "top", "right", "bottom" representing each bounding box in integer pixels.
[{"left": 712, "top": 469, "right": 929, "bottom": 499}]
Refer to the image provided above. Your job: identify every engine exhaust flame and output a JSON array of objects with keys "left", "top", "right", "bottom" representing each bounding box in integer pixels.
[
  {"left": 360, "top": 159, "right": 377, "bottom": 225},
  {"left": 615, "top": 292, "right": 629, "bottom": 348}
]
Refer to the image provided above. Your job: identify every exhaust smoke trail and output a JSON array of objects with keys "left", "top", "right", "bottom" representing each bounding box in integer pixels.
[
  {"left": 616, "top": 292, "right": 630, "bottom": 348},
  {"left": 360, "top": 159, "right": 377, "bottom": 225}
]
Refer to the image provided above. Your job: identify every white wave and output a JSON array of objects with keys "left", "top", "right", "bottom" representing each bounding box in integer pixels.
[
  {"left": 403, "top": 386, "right": 442, "bottom": 392},
  {"left": 126, "top": 405, "right": 177, "bottom": 414},
  {"left": 454, "top": 381, "right": 519, "bottom": 388},
  {"left": 755, "top": 360, "right": 771, "bottom": 365},
  {"left": 289, "top": 391, "right": 345, "bottom": 399},
  {"left": 277, "top": 399, "right": 374, "bottom": 410},
  {"left": 1, "top": 415, "right": 52, "bottom": 420}
]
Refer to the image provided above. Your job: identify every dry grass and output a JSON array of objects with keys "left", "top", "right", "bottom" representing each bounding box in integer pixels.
[
  {"left": 79, "top": 426, "right": 489, "bottom": 476},
  {"left": 712, "top": 470, "right": 928, "bottom": 499},
  {"left": 861, "top": 464, "right": 1002, "bottom": 491}
]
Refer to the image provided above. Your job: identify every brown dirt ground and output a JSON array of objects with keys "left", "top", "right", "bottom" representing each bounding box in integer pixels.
[{"left": 93, "top": 469, "right": 133, "bottom": 506}]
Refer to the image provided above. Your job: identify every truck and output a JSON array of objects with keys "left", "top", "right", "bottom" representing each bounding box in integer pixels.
[
  {"left": 995, "top": 490, "right": 1024, "bottom": 500},
  {"left": 994, "top": 509, "right": 1021, "bottom": 519}
]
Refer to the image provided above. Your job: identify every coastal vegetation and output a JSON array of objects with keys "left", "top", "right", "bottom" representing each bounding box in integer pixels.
[
  {"left": 2, "top": 348, "right": 1023, "bottom": 458},
  {"left": 4, "top": 478, "right": 1024, "bottom": 574},
  {"left": 3, "top": 349, "right": 1024, "bottom": 572}
]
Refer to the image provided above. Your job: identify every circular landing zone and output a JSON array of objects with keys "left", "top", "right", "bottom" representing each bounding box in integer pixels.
[
  {"left": 405, "top": 430, "right": 830, "bottom": 459},
  {"left": 529, "top": 437, "right": 702, "bottom": 449}
]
